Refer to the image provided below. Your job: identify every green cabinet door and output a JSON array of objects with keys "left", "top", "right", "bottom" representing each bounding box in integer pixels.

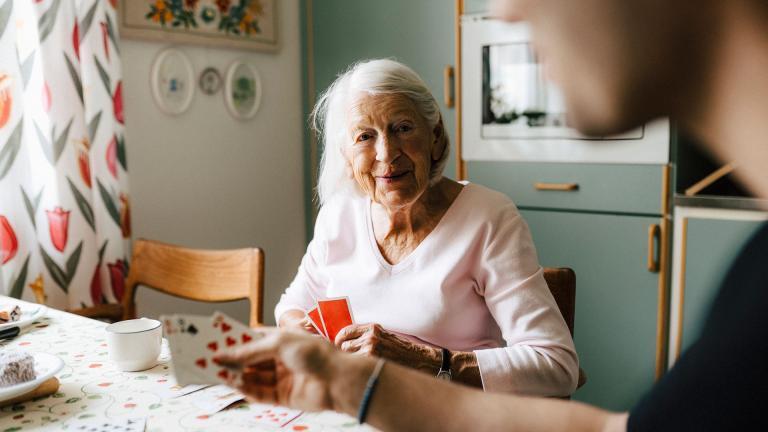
[
  {"left": 679, "top": 218, "right": 763, "bottom": 352},
  {"left": 463, "top": 0, "right": 490, "bottom": 14},
  {"left": 312, "top": 0, "right": 456, "bottom": 179},
  {"left": 520, "top": 209, "right": 662, "bottom": 411}
]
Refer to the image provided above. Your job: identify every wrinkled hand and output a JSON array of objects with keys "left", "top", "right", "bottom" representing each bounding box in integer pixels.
[
  {"left": 214, "top": 328, "right": 340, "bottom": 412},
  {"left": 334, "top": 323, "right": 438, "bottom": 371},
  {"left": 279, "top": 309, "right": 320, "bottom": 335}
]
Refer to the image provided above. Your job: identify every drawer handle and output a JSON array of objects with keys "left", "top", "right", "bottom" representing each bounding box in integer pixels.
[
  {"left": 647, "top": 224, "right": 661, "bottom": 273},
  {"left": 443, "top": 65, "right": 455, "bottom": 108},
  {"left": 534, "top": 182, "right": 579, "bottom": 191}
]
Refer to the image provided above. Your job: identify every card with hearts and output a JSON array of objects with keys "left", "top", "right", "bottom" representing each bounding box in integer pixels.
[
  {"left": 250, "top": 402, "right": 304, "bottom": 428},
  {"left": 161, "top": 312, "right": 265, "bottom": 387}
]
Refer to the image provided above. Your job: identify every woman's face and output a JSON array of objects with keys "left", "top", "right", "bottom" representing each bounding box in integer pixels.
[{"left": 344, "top": 93, "right": 443, "bottom": 210}]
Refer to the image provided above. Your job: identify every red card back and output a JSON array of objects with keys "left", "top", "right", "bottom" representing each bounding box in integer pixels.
[
  {"left": 306, "top": 307, "right": 328, "bottom": 338},
  {"left": 318, "top": 298, "right": 353, "bottom": 342}
]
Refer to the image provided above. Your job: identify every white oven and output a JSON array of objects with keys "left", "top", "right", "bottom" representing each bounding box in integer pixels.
[{"left": 461, "top": 15, "right": 669, "bottom": 164}]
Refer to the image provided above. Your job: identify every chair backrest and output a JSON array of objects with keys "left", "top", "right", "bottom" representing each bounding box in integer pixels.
[
  {"left": 543, "top": 267, "right": 587, "bottom": 390},
  {"left": 122, "top": 239, "right": 265, "bottom": 327},
  {"left": 543, "top": 267, "right": 576, "bottom": 336}
]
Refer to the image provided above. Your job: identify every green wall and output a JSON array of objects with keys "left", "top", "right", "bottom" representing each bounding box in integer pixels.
[{"left": 303, "top": 0, "right": 458, "bottom": 239}]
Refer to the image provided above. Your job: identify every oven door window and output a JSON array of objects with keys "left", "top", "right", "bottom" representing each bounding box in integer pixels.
[{"left": 481, "top": 43, "right": 642, "bottom": 140}]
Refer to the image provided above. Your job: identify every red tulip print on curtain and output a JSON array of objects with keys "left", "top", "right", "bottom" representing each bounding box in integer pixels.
[
  {"left": 46, "top": 207, "right": 71, "bottom": 252},
  {"left": 0, "top": 215, "right": 18, "bottom": 264},
  {"left": 42, "top": 81, "right": 52, "bottom": 112},
  {"left": 77, "top": 139, "right": 92, "bottom": 188},
  {"left": 106, "top": 134, "right": 117, "bottom": 178},
  {"left": 0, "top": 73, "right": 11, "bottom": 129},
  {"left": 1, "top": 0, "right": 130, "bottom": 307},
  {"left": 100, "top": 22, "right": 109, "bottom": 61},
  {"left": 113, "top": 81, "right": 123, "bottom": 124},
  {"left": 107, "top": 259, "right": 126, "bottom": 301},
  {"left": 90, "top": 263, "right": 103, "bottom": 304},
  {"left": 72, "top": 20, "right": 80, "bottom": 60}
]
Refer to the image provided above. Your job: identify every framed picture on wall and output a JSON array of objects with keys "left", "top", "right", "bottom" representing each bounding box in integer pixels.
[{"left": 119, "top": 0, "right": 278, "bottom": 53}]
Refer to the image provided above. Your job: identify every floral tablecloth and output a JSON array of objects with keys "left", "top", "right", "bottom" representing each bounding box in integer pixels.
[{"left": 0, "top": 298, "right": 374, "bottom": 432}]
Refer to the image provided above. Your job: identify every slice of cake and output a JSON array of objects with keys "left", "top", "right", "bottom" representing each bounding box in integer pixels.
[
  {"left": 0, "top": 351, "right": 36, "bottom": 388},
  {"left": 0, "top": 305, "right": 21, "bottom": 323}
]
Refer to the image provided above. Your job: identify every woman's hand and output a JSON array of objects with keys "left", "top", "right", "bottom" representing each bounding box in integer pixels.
[
  {"left": 278, "top": 309, "right": 319, "bottom": 335},
  {"left": 214, "top": 327, "right": 374, "bottom": 413},
  {"left": 334, "top": 323, "right": 441, "bottom": 373}
]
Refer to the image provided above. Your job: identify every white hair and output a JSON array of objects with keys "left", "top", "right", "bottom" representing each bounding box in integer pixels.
[{"left": 311, "top": 58, "right": 450, "bottom": 205}]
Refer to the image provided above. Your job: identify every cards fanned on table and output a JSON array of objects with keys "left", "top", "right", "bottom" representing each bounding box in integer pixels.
[
  {"left": 251, "top": 403, "right": 305, "bottom": 428},
  {"left": 161, "top": 311, "right": 264, "bottom": 387},
  {"left": 188, "top": 384, "right": 249, "bottom": 417},
  {"left": 306, "top": 297, "right": 355, "bottom": 342}
]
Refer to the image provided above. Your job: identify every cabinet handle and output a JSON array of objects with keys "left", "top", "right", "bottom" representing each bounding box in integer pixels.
[
  {"left": 647, "top": 224, "right": 661, "bottom": 273},
  {"left": 534, "top": 182, "right": 579, "bottom": 191},
  {"left": 443, "top": 65, "right": 455, "bottom": 108}
]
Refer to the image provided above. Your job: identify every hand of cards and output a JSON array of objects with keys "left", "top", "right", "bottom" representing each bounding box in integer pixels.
[
  {"left": 161, "top": 311, "right": 264, "bottom": 387},
  {"left": 306, "top": 297, "right": 355, "bottom": 342}
]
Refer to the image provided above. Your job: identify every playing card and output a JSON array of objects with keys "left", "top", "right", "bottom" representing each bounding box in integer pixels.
[
  {"left": 211, "top": 311, "right": 262, "bottom": 347},
  {"left": 317, "top": 297, "right": 354, "bottom": 342},
  {"left": 250, "top": 403, "right": 304, "bottom": 428},
  {"left": 162, "top": 312, "right": 265, "bottom": 387},
  {"left": 62, "top": 416, "right": 146, "bottom": 431},
  {"left": 306, "top": 307, "right": 328, "bottom": 339},
  {"left": 162, "top": 314, "right": 221, "bottom": 386},
  {"left": 154, "top": 378, "right": 209, "bottom": 400},
  {"left": 188, "top": 384, "right": 245, "bottom": 416}
]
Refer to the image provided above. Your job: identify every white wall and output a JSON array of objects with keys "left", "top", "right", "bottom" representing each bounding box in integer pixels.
[{"left": 122, "top": 0, "right": 305, "bottom": 325}]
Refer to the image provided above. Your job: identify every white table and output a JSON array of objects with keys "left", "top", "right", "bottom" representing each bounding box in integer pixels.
[{"left": 0, "top": 297, "right": 374, "bottom": 431}]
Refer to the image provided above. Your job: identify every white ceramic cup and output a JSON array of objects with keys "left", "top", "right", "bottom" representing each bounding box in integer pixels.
[{"left": 105, "top": 318, "right": 162, "bottom": 372}]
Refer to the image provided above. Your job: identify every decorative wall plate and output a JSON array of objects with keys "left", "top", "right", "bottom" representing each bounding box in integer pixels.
[
  {"left": 150, "top": 48, "right": 194, "bottom": 115},
  {"left": 198, "top": 67, "right": 222, "bottom": 95},
  {"left": 224, "top": 60, "right": 262, "bottom": 120}
]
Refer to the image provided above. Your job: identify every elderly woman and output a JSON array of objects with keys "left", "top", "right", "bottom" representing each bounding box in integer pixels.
[{"left": 275, "top": 59, "right": 577, "bottom": 396}]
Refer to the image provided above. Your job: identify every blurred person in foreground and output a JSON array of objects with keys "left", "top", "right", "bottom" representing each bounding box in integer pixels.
[{"left": 217, "top": 0, "right": 768, "bottom": 430}]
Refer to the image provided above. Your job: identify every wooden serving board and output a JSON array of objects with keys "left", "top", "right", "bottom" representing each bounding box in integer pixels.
[{"left": 0, "top": 377, "right": 60, "bottom": 407}]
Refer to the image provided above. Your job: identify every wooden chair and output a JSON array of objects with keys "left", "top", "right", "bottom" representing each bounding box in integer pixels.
[
  {"left": 71, "top": 303, "right": 124, "bottom": 323},
  {"left": 118, "top": 239, "right": 265, "bottom": 327},
  {"left": 543, "top": 267, "right": 587, "bottom": 390}
]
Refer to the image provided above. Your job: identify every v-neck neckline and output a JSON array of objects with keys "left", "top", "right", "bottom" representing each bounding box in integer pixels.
[{"left": 365, "top": 183, "right": 470, "bottom": 274}]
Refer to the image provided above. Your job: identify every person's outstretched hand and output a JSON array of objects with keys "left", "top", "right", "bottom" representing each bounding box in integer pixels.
[{"left": 214, "top": 327, "right": 371, "bottom": 413}]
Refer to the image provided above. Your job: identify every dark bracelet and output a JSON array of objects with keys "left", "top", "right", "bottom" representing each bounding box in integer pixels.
[{"left": 357, "top": 358, "right": 386, "bottom": 424}]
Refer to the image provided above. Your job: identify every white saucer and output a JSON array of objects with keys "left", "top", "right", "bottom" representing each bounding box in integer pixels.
[
  {"left": 0, "top": 304, "right": 47, "bottom": 332},
  {"left": 0, "top": 352, "right": 64, "bottom": 402}
]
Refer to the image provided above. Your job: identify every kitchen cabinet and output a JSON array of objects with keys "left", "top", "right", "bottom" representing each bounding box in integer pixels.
[
  {"left": 521, "top": 210, "right": 663, "bottom": 410},
  {"left": 667, "top": 207, "right": 767, "bottom": 365},
  {"left": 469, "top": 160, "right": 670, "bottom": 410}
]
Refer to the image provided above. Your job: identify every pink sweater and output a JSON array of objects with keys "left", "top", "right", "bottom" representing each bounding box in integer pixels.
[{"left": 275, "top": 183, "right": 579, "bottom": 396}]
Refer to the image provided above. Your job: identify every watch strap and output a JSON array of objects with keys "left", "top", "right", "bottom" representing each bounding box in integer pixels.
[{"left": 439, "top": 348, "right": 451, "bottom": 375}]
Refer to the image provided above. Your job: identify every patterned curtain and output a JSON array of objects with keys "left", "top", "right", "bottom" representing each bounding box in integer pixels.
[{"left": 0, "top": 0, "right": 130, "bottom": 310}]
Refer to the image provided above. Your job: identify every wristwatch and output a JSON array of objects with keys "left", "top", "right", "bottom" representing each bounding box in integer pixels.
[{"left": 436, "top": 348, "right": 452, "bottom": 381}]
